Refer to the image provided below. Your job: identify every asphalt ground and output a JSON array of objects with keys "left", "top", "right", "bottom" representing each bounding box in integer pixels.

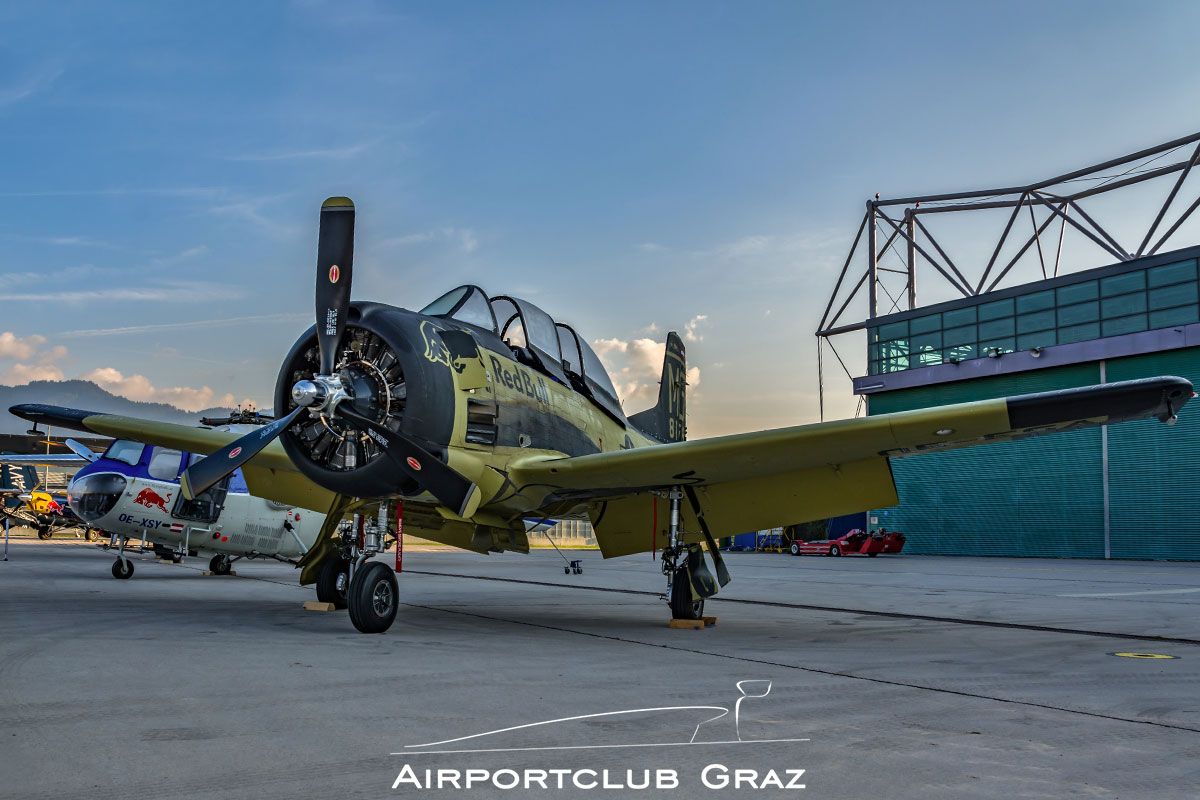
[{"left": 2, "top": 535, "right": 1198, "bottom": 799}]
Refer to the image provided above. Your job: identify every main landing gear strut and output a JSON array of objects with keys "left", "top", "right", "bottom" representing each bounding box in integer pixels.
[{"left": 658, "top": 487, "right": 731, "bottom": 621}]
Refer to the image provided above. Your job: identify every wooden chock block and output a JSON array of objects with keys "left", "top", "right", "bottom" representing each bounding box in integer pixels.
[
  {"left": 303, "top": 601, "right": 337, "bottom": 612},
  {"left": 668, "top": 616, "right": 718, "bottom": 630},
  {"left": 702, "top": 616, "right": 718, "bottom": 627}
]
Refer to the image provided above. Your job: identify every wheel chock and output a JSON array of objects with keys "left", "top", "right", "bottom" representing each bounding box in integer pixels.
[
  {"left": 303, "top": 601, "right": 337, "bottom": 612},
  {"left": 202, "top": 571, "right": 237, "bottom": 576},
  {"left": 669, "top": 616, "right": 718, "bottom": 630}
]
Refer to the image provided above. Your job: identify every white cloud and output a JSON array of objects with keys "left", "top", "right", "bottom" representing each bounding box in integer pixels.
[
  {"left": 590, "top": 337, "right": 628, "bottom": 356},
  {"left": 590, "top": 330, "right": 701, "bottom": 411},
  {"left": 82, "top": 368, "right": 228, "bottom": 412},
  {"left": 376, "top": 227, "right": 479, "bottom": 254},
  {"left": 0, "top": 66, "right": 64, "bottom": 108},
  {"left": 1, "top": 363, "right": 64, "bottom": 384},
  {"left": 0, "top": 332, "right": 47, "bottom": 360},
  {"left": 684, "top": 314, "right": 708, "bottom": 342}
]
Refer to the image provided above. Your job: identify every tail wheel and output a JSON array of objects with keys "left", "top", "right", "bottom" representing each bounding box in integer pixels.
[
  {"left": 669, "top": 566, "right": 704, "bottom": 620},
  {"left": 347, "top": 562, "right": 398, "bottom": 634},
  {"left": 316, "top": 558, "right": 349, "bottom": 609}
]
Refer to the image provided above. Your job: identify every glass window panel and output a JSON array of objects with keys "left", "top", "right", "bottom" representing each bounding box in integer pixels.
[
  {"left": 1149, "top": 282, "right": 1199, "bottom": 310},
  {"left": 451, "top": 288, "right": 497, "bottom": 331},
  {"left": 1101, "top": 270, "right": 1146, "bottom": 297},
  {"left": 147, "top": 448, "right": 183, "bottom": 481},
  {"left": 420, "top": 286, "right": 470, "bottom": 316},
  {"left": 879, "top": 340, "right": 909, "bottom": 359},
  {"left": 881, "top": 357, "right": 908, "bottom": 373},
  {"left": 978, "top": 337, "right": 1015, "bottom": 355},
  {"left": 978, "top": 317, "right": 1015, "bottom": 339},
  {"left": 944, "top": 343, "right": 976, "bottom": 362},
  {"left": 1058, "top": 322, "right": 1100, "bottom": 344},
  {"left": 942, "top": 307, "right": 976, "bottom": 327},
  {"left": 978, "top": 298, "right": 1014, "bottom": 321},
  {"left": 1058, "top": 300, "right": 1099, "bottom": 326},
  {"left": 1017, "top": 309, "right": 1056, "bottom": 334},
  {"left": 909, "top": 314, "right": 941, "bottom": 335},
  {"left": 942, "top": 324, "right": 976, "bottom": 347},
  {"left": 104, "top": 440, "right": 144, "bottom": 466},
  {"left": 1017, "top": 330, "right": 1057, "bottom": 350},
  {"left": 913, "top": 350, "right": 942, "bottom": 367},
  {"left": 1101, "top": 314, "right": 1147, "bottom": 337},
  {"left": 1149, "top": 305, "right": 1200, "bottom": 328},
  {"left": 1101, "top": 292, "right": 1147, "bottom": 318},
  {"left": 1148, "top": 259, "right": 1197, "bottom": 288},
  {"left": 877, "top": 321, "right": 908, "bottom": 341},
  {"left": 1016, "top": 290, "right": 1055, "bottom": 314},
  {"left": 910, "top": 332, "right": 942, "bottom": 351},
  {"left": 1057, "top": 280, "right": 1098, "bottom": 305}
]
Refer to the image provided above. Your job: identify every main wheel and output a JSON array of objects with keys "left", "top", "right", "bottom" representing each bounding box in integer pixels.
[
  {"left": 111, "top": 558, "right": 134, "bottom": 579},
  {"left": 209, "top": 554, "right": 232, "bottom": 575},
  {"left": 347, "top": 562, "right": 398, "bottom": 634},
  {"left": 829, "top": 544, "right": 841, "bottom": 557},
  {"left": 85, "top": 528, "right": 99, "bottom": 542},
  {"left": 169, "top": 552, "right": 184, "bottom": 564},
  {"left": 315, "top": 558, "right": 349, "bottom": 609},
  {"left": 669, "top": 567, "right": 704, "bottom": 620},
  {"left": 37, "top": 526, "right": 52, "bottom": 540},
  {"left": 789, "top": 541, "right": 800, "bottom": 556}
]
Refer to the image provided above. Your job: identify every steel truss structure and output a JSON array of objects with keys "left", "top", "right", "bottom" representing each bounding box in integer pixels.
[{"left": 816, "top": 130, "right": 1200, "bottom": 419}]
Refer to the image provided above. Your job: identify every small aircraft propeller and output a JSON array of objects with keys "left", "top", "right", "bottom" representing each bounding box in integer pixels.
[{"left": 180, "top": 197, "right": 481, "bottom": 516}]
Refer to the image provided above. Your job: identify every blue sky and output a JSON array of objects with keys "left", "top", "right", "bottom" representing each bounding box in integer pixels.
[{"left": 2, "top": 1, "right": 1199, "bottom": 436}]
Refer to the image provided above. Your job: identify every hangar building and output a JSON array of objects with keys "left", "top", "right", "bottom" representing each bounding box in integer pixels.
[{"left": 818, "top": 132, "right": 1200, "bottom": 561}]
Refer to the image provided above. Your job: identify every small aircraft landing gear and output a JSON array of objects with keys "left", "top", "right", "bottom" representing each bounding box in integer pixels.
[
  {"left": 564, "top": 559, "right": 583, "bottom": 575},
  {"left": 111, "top": 536, "right": 134, "bottom": 579},
  {"left": 315, "top": 558, "right": 349, "bottom": 609},
  {"left": 37, "top": 525, "right": 52, "bottom": 541},
  {"left": 347, "top": 562, "right": 398, "bottom": 634},
  {"left": 85, "top": 528, "right": 99, "bottom": 542},
  {"left": 209, "top": 553, "right": 232, "bottom": 575}
]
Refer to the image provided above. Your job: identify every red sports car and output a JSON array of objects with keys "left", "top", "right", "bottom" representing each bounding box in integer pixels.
[{"left": 790, "top": 528, "right": 905, "bottom": 557}]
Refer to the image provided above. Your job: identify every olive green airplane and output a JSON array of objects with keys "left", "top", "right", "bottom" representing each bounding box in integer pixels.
[{"left": 11, "top": 198, "right": 1194, "bottom": 633}]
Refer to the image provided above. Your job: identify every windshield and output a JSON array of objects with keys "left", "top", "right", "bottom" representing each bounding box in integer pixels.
[{"left": 420, "top": 285, "right": 497, "bottom": 331}]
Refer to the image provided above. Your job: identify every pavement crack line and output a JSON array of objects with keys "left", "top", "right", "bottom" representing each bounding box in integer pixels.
[
  {"left": 402, "top": 600, "right": 1200, "bottom": 736},
  {"left": 405, "top": 569, "right": 1200, "bottom": 647}
]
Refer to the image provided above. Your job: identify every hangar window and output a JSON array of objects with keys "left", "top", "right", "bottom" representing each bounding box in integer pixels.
[
  {"left": 1150, "top": 304, "right": 1200, "bottom": 328},
  {"left": 1149, "top": 282, "right": 1198, "bottom": 310},
  {"left": 1017, "top": 290, "right": 1055, "bottom": 314},
  {"left": 1148, "top": 259, "right": 1197, "bottom": 288},
  {"left": 1101, "top": 271, "right": 1146, "bottom": 297}
]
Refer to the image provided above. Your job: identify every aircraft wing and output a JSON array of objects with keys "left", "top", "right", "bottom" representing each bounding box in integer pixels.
[
  {"left": 7, "top": 405, "right": 336, "bottom": 511},
  {"left": 0, "top": 453, "right": 87, "bottom": 467},
  {"left": 509, "top": 377, "right": 1193, "bottom": 557}
]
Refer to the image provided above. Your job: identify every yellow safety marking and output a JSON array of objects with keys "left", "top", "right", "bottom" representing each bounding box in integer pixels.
[{"left": 1110, "top": 652, "right": 1178, "bottom": 659}]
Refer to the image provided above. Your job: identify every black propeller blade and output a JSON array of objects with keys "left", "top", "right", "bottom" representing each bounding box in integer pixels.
[
  {"left": 180, "top": 195, "right": 484, "bottom": 518},
  {"left": 180, "top": 407, "right": 304, "bottom": 500},
  {"left": 315, "top": 197, "right": 354, "bottom": 375},
  {"left": 336, "top": 405, "right": 481, "bottom": 517}
]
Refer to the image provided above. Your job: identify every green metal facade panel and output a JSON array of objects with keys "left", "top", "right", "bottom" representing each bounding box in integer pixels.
[
  {"left": 869, "top": 364, "right": 1106, "bottom": 557},
  {"left": 868, "top": 351, "right": 1200, "bottom": 559},
  {"left": 1105, "top": 349, "right": 1200, "bottom": 560}
]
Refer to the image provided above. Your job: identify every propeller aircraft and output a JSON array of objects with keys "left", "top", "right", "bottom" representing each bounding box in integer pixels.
[{"left": 11, "top": 197, "right": 1194, "bottom": 633}]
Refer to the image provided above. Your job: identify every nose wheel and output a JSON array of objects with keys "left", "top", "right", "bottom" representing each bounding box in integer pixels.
[{"left": 111, "top": 558, "right": 134, "bottom": 579}]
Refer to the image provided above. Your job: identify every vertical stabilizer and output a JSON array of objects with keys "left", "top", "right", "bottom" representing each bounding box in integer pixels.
[{"left": 628, "top": 332, "right": 687, "bottom": 443}]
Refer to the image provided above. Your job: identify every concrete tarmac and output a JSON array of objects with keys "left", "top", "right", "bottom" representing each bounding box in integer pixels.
[{"left": 1, "top": 537, "right": 1198, "bottom": 798}]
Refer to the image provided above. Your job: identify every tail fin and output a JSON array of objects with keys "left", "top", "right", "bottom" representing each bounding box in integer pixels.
[
  {"left": 0, "top": 463, "right": 38, "bottom": 493},
  {"left": 628, "top": 332, "right": 687, "bottom": 443}
]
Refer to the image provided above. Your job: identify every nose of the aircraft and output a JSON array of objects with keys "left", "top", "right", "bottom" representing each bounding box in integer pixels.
[{"left": 67, "top": 472, "right": 128, "bottom": 522}]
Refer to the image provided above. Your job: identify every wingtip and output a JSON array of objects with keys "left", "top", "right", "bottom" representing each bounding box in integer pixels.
[{"left": 1007, "top": 375, "right": 1195, "bottom": 429}]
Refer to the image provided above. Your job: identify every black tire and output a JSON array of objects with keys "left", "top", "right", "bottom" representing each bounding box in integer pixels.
[
  {"left": 347, "top": 562, "right": 398, "bottom": 634},
  {"left": 829, "top": 544, "right": 841, "bottom": 557},
  {"left": 85, "top": 528, "right": 99, "bottom": 542},
  {"left": 669, "top": 567, "right": 704, "bottom": 620},
  {"left": 111, "top": 558, "right": 134, "bottom": 579},
  {"left": 37, "top": 526, "right": 52, "bottom": 540},
  {"left": 790, "top": 541, "right": 800, "bottom": 556},
  {"left": 316, "top": 558, "right": 349, "bottom": 609},
  {"left": 170, "top": 553, "right": 183, "bottom": 564},
  {"left": 868, "top": 552, "right": 878, "bottom": 557},
  {"left": 209, "top": 554, "right": 232, "bottom": 575}
]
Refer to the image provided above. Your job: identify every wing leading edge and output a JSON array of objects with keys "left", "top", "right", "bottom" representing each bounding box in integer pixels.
[{"left": 508, "top": 376, "right": 1192, "bottom": 558}]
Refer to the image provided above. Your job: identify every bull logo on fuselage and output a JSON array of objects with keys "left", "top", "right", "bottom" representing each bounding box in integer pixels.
[
  {"left": 420, "top": 320, "right": 454, "bottom": 369},
  {"left": 134, "top": 487, "right": 171, "bottom": 513}
]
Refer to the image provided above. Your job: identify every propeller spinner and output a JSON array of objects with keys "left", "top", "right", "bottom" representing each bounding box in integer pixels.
[{"left": 180, "top": 197, "right": 481, "bottom": 518}]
